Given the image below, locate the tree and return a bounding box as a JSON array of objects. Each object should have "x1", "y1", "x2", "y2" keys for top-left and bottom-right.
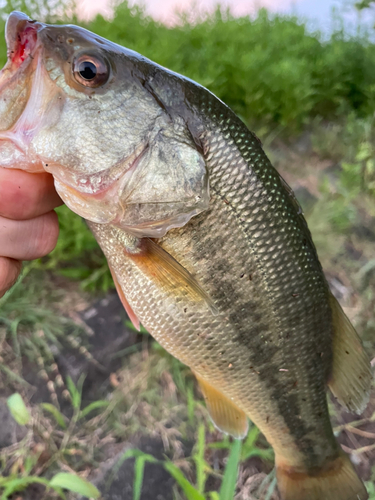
[
  {"x1": 356, "y1": 0, "x2": 375, "y2": 9},
  {"x1": 0, "y1": 0, "x2": 76, "y2": 22}
]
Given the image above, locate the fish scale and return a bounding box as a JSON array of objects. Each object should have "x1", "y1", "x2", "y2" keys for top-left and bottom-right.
[
  {"x1": 0, "y1": 13, "x2": 370, "y2": 499},
  {"x1": 198, "y1": 117, "x2": 335, "y2": 464},
  {"x1": 87, "y1": 90, "x2": 340, "y2": 468},
  {"x1": 89, "y1": 168, "x2": 337, "y2": 469}
]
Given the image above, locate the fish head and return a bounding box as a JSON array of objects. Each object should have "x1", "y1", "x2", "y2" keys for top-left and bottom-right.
[{"x1": 0, "y1": 12, "x2": 209, "y2": 237}]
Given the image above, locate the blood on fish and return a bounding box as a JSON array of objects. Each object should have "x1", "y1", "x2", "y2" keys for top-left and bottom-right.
[{"x1": 11, "y1": 26, "x2": 37, "y2": 66}]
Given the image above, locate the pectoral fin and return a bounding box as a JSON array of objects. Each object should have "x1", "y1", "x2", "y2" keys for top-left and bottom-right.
[
  {"x1": 128, "y1": 238, "x2": 218, "y2": 315},
  {"x1": 194, "y1": 372, "x2": 248, "y2": 439},
  {"x1": 109, "y1": 264, "x2": 141, "y2": 332},
  {"x1": 327, "y1": 292, "x2": 372, "y2": 414}
]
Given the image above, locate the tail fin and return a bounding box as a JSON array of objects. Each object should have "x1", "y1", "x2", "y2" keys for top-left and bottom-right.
[{"x1": 276, "y1": 452, "x2": 368, "y2": 500}]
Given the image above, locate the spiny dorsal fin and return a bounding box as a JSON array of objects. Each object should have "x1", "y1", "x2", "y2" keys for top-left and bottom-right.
[
  {"x1": 327, "y1": 292, "x2": 372, "y2": 414},
  {"x1": 194, "y1": 372, "x2": 248, "y2": 439},
  {"x1": 129, "y1": 238, "x2": 218, "y2": 315}
]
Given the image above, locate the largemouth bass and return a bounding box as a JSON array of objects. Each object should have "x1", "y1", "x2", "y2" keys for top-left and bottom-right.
[{"x1": 0, "y1": 12, "x2": 372, "y2": 500}]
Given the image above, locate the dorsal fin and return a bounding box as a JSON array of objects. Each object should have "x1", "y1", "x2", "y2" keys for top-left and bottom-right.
[
  {"x1": 327, "y1": 292, "x2": 372, "y2": 414},
  {"x1": 194, "y1": 372, "x2": 248, "y2": 439}
]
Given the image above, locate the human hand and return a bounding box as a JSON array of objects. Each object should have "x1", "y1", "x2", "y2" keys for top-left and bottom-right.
[{"x1": 0, "y1": 168, "x2": 62, "y2": 298}]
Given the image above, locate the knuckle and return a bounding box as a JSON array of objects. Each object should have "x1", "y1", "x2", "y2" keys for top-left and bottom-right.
[
  {"x1": 0, "y1": 258, "x2": 21, "y2": 297},
  {"x1": 0, "y1": 170, "x2": 56, "y2": 220}
]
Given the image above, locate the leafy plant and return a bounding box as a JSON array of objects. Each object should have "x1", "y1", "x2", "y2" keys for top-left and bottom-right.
[
  {"x1": 341, "y1": 120, "x2": 375, "y2": 195},
  {"x1": 0, "y1": 471, "x2": 100, "y2": 499},
  {"x1": 7, "y1": 393, "x2": 30, "y2": 425},
  {"x1": 366, "y1": 480, "x2": 375, "y2": 500},
  {"x1": 0, "y1": 0, "x2": 76, "y2": 22},
  {"x1": 1, "y1": 393, "x2": 101, "y2": 499},
  {"x1": 111, "y1": 433, "x2": 243, "y2": 500}
]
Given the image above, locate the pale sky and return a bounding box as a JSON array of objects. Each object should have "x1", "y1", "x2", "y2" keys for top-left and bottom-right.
[{"x1": 78, "y1": 0, "x2": 361, "y2": 31}]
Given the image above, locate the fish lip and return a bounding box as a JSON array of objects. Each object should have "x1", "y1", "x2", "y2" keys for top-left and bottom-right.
[
  {"x1": 0, "y1": 45, "x2": 52, "y2": 173},
  {"x1": 0, "y1": 43, "x2": 44, "y2": 173},
  {"x1": 45, "y1": 142, "x2": 149, "y2": 199},
  {"x1": 5, "y1": 12, "x2": 44, "y2": 67},
  {"x1": 0, "y1": 12, "x2": 49, "y2": 172}
]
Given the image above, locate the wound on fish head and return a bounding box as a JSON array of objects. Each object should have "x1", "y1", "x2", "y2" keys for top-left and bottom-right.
[{"x1": 5, "y1": 13, "x2": 40, "y2": 67}]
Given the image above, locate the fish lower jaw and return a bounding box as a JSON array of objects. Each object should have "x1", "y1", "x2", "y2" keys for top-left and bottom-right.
[
  {"x1": 0, "y1": 137, "x2": 44, "y2": 172},
  {"x1": 44, "y1": 157, "x2": 138, "y2": 226},
  {"x1": 45, "y1": 141, "x2": 148, "y2": 197}
]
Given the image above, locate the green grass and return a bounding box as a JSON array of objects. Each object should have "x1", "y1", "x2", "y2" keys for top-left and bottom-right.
[
  {"x1": 0, "y1": 269, "x2": 89, "y2": 388},
  {"x1": 0, "y1": 339, "x2": 276, "y2": 499},
  {"x1": 84, "y1": 2, "x2": 375, "y2": 130},
  {"x1": 0, "y1": 465, "x2": 100, "y2": 499},
  {"x1": 0, "y1": 391, "x2": 101, "y2": 499},
  {"x1": 108, "y1": 426, "x2": 262, "y2": 500}
]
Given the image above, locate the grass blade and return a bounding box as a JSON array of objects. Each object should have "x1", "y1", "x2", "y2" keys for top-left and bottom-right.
[
  {"x1": 50, "y1": 473, "x2": 100, "y2": 499},
  {"x1": 194, "y1": 424, "x2": 207, "y2": 494},
  {"x1": 133, "y1": 456, "x2": 146, "y2": 500},
  {"x1": 163, "y1": 461, "x2": 205, "y2": 500},
  {"x1": 105, "y1": 449, "x2": 157, "y2": 493},
  {"x1": 0, "y1": 476, "x2": 61, "y2": 500},
  {"x1": 66, "y1": 376, "x2": 81, "y2": 410},
  {"x1": 7, "y1": 393, "x2": 30, "y2": 425},
  {"x1": 41, "y1": 403, "x2": 67, "y2": 429},
  {"x1": 264, "y1": 476, "x2": 277, "y2": 500},
  {"x1": 219, "y1": 439, "x2": 242, "y2": 500},
  {"x1": 79, "y1": 400, "x2": 109, "y2": 420}
]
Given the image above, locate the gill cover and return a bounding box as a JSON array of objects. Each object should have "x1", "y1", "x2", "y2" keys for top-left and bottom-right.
[
  {"x1": 115, "y1": 115, "x2": 209, "y2": 238},
  {"x1": 52, "y1": 113, "x2": 209, "y2": 238}
]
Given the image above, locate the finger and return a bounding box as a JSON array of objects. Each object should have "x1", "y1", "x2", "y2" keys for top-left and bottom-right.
[
  {"x1": 0, "y1": 257, "x2": 22, "y2": 298},
  {"x1": 0, "y1": 211, "x2": 59, "y2": 261},
  {"x1": 0, "y1": 168, "x2": 63, "y2": 220}
]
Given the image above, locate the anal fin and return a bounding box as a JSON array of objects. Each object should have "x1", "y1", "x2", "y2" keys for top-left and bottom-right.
[
  {"x1": 328, "y1": 292, "x2": 372, "y2": 414},
  {"x1": 194, "y1": 372, "x2": 248, "y2": 439},
  {"x1": 109, "y1": 264, "x2": 140, "y2": 332}
]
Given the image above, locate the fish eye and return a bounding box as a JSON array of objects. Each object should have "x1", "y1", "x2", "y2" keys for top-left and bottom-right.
[{"x1": 73, "y1": 53, "x2": 110, "y2": 88}]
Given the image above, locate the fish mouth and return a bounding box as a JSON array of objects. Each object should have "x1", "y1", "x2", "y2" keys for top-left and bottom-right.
[
  {"x1": 5, "y1": 12, "x2": 43, "y2": 69},
  {"x1": 0, "y1": 12, "x2": 50, "y2": 172}
]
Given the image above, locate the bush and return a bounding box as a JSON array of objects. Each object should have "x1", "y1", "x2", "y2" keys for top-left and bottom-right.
[{"x1": 1, "y1": 1, "x2": 375, "y2": 128}]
